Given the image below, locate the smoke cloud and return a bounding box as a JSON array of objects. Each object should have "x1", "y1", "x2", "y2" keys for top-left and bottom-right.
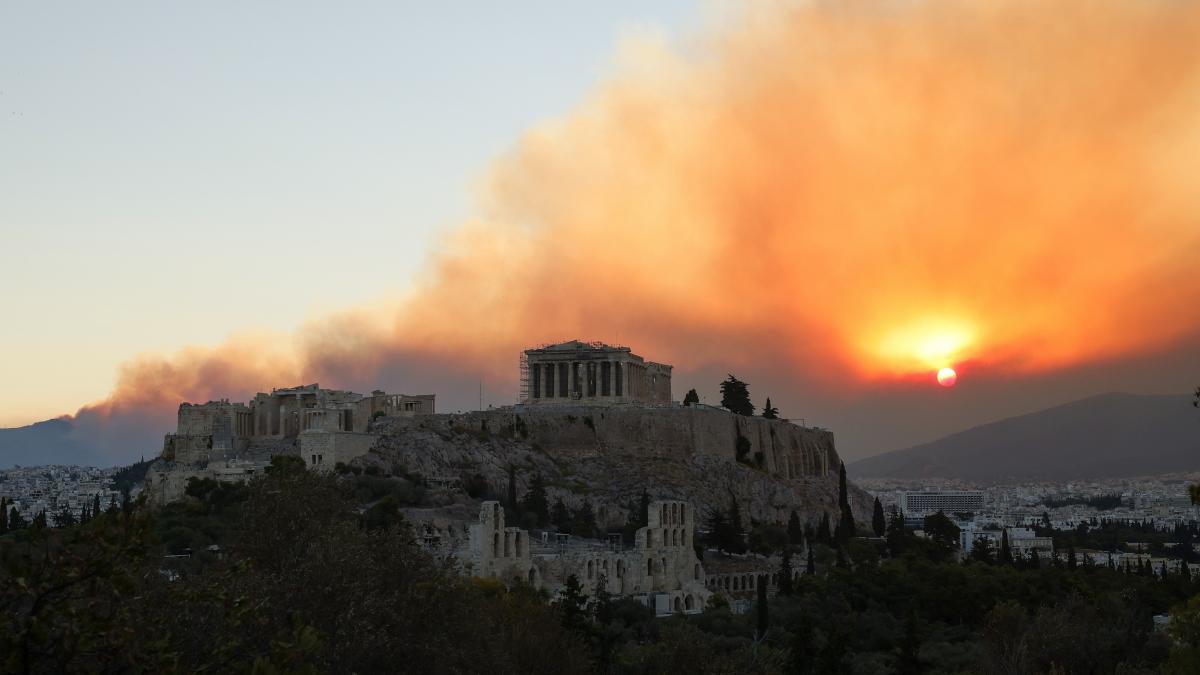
[{"x1": 73, "y1": 0, "x2": 1200, "y2": 460}]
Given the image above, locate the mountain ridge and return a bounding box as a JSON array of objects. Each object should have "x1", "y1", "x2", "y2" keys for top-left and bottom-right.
[{"x1": 849, "y1": 392, "x2": 1200, "y2": 482}]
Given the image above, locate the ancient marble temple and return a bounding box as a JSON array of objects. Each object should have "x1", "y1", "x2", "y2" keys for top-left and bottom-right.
[{"x1": 521, "y1": 340, "x2": 672, "y2": 406}]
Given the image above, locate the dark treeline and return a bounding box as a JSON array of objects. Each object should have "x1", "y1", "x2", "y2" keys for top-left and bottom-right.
[{"x1": 4, "y1": 462, "x2": 1200, "y2": 674}]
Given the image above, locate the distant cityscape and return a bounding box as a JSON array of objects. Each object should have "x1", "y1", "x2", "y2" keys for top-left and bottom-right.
[{"x1": 0, "y1": 464, "x2": 133, "y2": 523}]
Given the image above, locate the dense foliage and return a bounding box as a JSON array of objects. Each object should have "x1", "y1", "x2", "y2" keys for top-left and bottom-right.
[{"x1": 4, "y1": 461, "x2": 1200, "y2": 674}]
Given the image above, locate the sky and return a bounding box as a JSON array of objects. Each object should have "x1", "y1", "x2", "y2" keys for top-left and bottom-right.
[
  {"x1": 0, "y1": 0, "x2": 699, "y2": 423},
  {"x1": 2, "y1": 0, "x2": 1199, "y2": 465}
]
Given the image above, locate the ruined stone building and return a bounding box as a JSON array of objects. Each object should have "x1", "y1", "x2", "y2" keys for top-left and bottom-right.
[
  {"x1": 520, "y1": 340, "x2": 672, "y2": 406},
  {"x1": 146, "y1": 384, "x2": 434, "y2": 504},
  {"x1": 464, "y1": 499, "x2": 710, "y2": 615}
]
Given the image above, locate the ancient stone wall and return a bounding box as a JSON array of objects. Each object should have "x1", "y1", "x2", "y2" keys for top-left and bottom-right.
[
  {"x1": 464, "y1": 499, "x2": 709, "y2": 613},
  {"x1": 395, "y1": 405, "x2": 837, "y2": 482}
]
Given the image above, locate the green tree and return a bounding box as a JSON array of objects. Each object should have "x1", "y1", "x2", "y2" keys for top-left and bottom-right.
[
  {"x1": 778, "y1": 549, "x2": 794, "y2": 596},
  {"x1": 552, "y1": 498, "x2": 572, "y2": 533},
  {"x1": 755, "y1": 575, "x2": 769, "y2": 642},
  {"x1": 506, "y1": 465, "x2": 518, "y2": 510},
  {"x1": 556, "y1": 574, "x2": 590, "y2": 634},
  {"x1": 788, "y1": 509, "x2": 804, "y2": 547},
  {"x1": 817, "y1": 512, "x2": 832, "y2": 545},
  {"x1": 872, "y1": 497, "x2": 886, "y2": 537},
  {"x1": 683, "y1": 389, "x2": 700, "y2": 406},
  {"x1": 0, "y1": 497, "x2": 7, "y2": 533},
  {"x1": 761, "y1": 398, "x2": 779, "y2": 419},
  {"x1": 806, "y1": 545, "x2": 816, "y2": 575},
  {"x1": 999, "y1": 529, "x2": 1013, "y2": 565},
  {"x1": 573, "y1": 501, "x2": 598, "y2": 539},
  {"x1": 719, "y1": 375, "x2": 754, "y2": 416},
  {"x1": 521, "y1": 474, "x2": 550, "y2": 527},
  {"x1": 8, "y1": 507, "x2": 27, "y2": 531},
  {"x1": 834, "y1": 462, "x2": 855, "y2": 543},
  {"x1": 896, "y1": 611, "x2": 924, "y2": 675}
]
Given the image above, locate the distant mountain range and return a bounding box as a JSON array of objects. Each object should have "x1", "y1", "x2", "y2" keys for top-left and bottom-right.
[
  {"x1": 0, "y1": 418, "x2": 105, "y2": 467},
  {"x1": 850, "y1": 392, "x2": 1200, "y2": 482}
]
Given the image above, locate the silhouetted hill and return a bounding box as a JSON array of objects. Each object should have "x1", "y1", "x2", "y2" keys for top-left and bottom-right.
[
  {"x1": 0, "y1": 418, "x2": 104, "y2": 467},
  {"x1": 849, "y1": 393, "x2": 1200, "y2": 482}
]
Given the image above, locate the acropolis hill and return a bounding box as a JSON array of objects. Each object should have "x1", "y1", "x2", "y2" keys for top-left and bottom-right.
[{"x1": 144, "y1": 341, "x2": 873, "y2": 527}]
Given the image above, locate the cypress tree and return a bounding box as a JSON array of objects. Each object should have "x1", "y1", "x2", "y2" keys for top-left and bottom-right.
[
  {"x1": 807, "y1": 545, "x2": 816, "y2": 575},
  {"x1": 761, "y1": 398, "x2": 779, "y2": 419},
  {"x1": 683, "y1": 389, "x2": 700, "y2": 406},
  {"x1": 92, "y1": 495, "x2": 101, "y2": 518},
  {"x1": 506, "y1": 465, "x2": 518, "y2": 510},
  {"x1": 835, "y1": 545, "x2": 849, "y2": 569},
  {"x1": 872, "y1": 498, "x2": 886, "y2": 537},
  {"x1": 778, "y1": 549, "x2": 794, "y2": 596},
  {"x1": 520, "y1": 474, "x2": 550, "y2": 526},
  {"x1": 756, "y1": 576, "x2": 769, "y2": 641},
  {"x1": 8, "y1": 507, "x2": 27, "y2": 530},
  {"x1": 0, "y1": 497, "x2": 7, "y2": 533},
  {"x1": 727, "y1": 497, "x2": 747, "y2": 554},
  {"x1": 1067, "y1": 546, "x2": 1077, "y2": 571},
  {"x1": 835, "y1": 462, "x2": 855, "y2": 543},
  {"x1": 817, "y1": 512, "x2": 832, "y2": 545},
  {"x1": 788, "y1": 509, "x2": 804, "y2": 547},
  {"x1": 999, "y1": 529, "x2": 1013, "y2": 565},
  {"x1": 1029, "y1": 548, "x2": 1041, "y2": 569},
  {"x1": 551, "y1": 498, "x2": 571, "y2": 532}
]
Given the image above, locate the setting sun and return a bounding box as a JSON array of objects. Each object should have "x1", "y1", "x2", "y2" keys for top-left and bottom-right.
[{"x1": 937, "y1": 367, "x2": 958, "y2": 387}]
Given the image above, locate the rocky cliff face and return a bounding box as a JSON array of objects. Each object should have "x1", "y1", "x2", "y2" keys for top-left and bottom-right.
[{"x1": 363, "y1": 406, "x2": 874, "y2": 529}]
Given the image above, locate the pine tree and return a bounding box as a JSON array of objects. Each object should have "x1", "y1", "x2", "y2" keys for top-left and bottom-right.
[
  {"x1": 1029, "y1": 548, "x2": 1041, "y2": 569},
  {"x1": 555, "y1": 574, "x2": 590, "y2": 633},
  {"x1": 726, "y1": 497, "x2": 747, "y2": 554},
  {"x1": 872, "y1": 498, "x2": 886, "y2": 537},
  {"x1": 755, "y1": 576, "x2": 769, "y2": 642},
  {"x1": 761, "y1": 398, "x2": 779, "y2": 419},
  {"x1": 32, "y1": 510, "x2": 47, "y2": 530},
  {"x1": 719, "y1": 375, "x2": 754, "y2": 416},
  {"x1": 1067, "y1": 546, "x2": 1078, "y2": 571},
  {"x1": 806, "y1": 545, "x2": 816, "y2": 575},
  {"x1": 778, "y1": 549, "x2": 794, "y2": 596},
  {"x1": 683, "y1": 389, "x2": 700, "y2": 406}
]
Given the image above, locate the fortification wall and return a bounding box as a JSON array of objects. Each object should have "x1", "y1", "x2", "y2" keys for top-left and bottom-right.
[{"x1": 394, "y1": 405, "x2": 838, "y2": 482}]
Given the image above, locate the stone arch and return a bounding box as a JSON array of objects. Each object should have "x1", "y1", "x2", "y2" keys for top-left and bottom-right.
[
  {"x1": 492, "y1": 503, "x2": 500, "y2": 526},
  {"x1": 617, "y1": 560, "x2": 625, "y2": 578},
  {"x1": 647, "y1": 529, "x2": 654, "y2": 547},
  {"x1": 671, "y1": 503, "x2": 678, "y2": 524},
  {"x1": 733, "y1": 577, "x2": 740, "y2": 591},
  {"x1": 673, "y1": 596, "x2": 683, "y2": 613},
  {"x1": 647, "y1": 558, "x2": 653, "y2": 575},
  {"x1": 587, "y1": 560, "x2": 594, "y2": 579},
  {"x1": 685, "y1": 595, "x2": 694, "y2": 611},
  {"x1": 493, "y1": 532, "x2": 500, "y2": 557},
  {"x1": 528, "y1": 567, "x2": 538, "y2": 584}
]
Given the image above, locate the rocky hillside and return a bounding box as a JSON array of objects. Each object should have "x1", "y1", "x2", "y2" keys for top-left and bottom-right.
[{"x1": 360, "y1": 406, "x2": 874, "y2": 528}]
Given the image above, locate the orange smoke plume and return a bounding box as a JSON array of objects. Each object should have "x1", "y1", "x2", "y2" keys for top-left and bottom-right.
[{"x1": 84, "y1": 0, "x2": 1200, "y2": 426}]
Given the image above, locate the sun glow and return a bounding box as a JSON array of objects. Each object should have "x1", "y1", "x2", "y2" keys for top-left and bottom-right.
[
  {"x1": 937, "y1": 367, "x2": 958, "y2": 387},
  {"x1": 869, "y1": 319, "x2": 976, "y2": 377}
]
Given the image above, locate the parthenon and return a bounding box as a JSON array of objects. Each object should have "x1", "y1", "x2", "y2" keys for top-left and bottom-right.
[{"x1": 521, "y1": 340, "x2": 672, "y2": 406}]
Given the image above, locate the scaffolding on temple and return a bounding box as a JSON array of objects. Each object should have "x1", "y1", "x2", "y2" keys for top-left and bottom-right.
[{"x1": 518, "y1": 351, "x2": 529, "y2": 404}]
